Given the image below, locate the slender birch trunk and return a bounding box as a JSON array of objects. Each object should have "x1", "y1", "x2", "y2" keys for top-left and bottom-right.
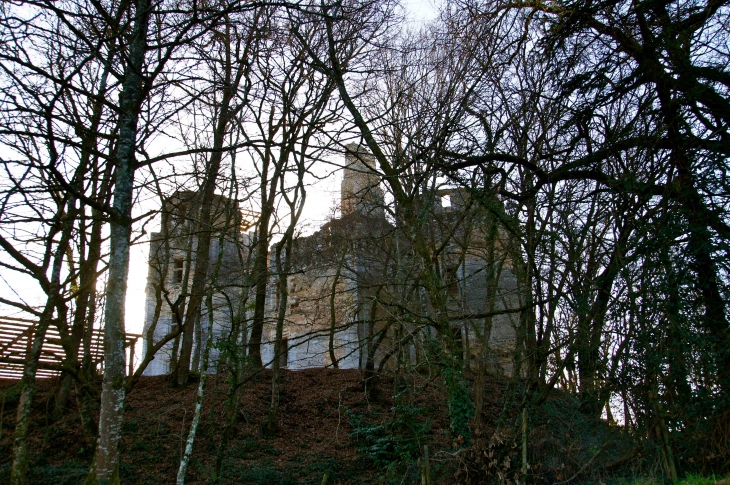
[
  {"x1": 176, "y1": 293, "x2": 216, "y2": 485},
  {"x1": 88, "y1": 1, "x2": 150, "y2": 482},
  {"x1": 177, "y1": 195, "x2": 233, "y2": 485}
]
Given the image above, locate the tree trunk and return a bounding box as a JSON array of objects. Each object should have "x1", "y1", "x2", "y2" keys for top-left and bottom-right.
[
  {"x1": 11, "y1": 194, "x2": 75, "y2": 485},
  {"x1": 264, "y1": 145, "x2": 306, "y2": 434},
  {"x1": 176, "y1": 293, "x2": 216, "y2": 485},
  {"x1": 89, "y1": 0, "x2": 150, "y2": 481},
  {"x1": 57, "y1": 199, "x2": 107, "y2": 412},
  {"x1": 191, "y1": 311, "x2": 203, "y2": 373},
  {"x1": 212, "y1": 315, "x2": 247, "y2": 483},
  {"x1": 55, "y1": 32, "x2": 114, "y2": 415},
  {"x1": 248, "y1": 209, "x2": 272, "y2": 369},
  {"x1": 329, "y1": 248, "x2": 347, "y2": 368},
  {"x1": 177, "y1": 190, "x2": 236, "y2": 484},
  {"x1": 78, "y1": 256, "x2": 101, "y2": 443},
  {"x1": 175, "y1": 138, "x2": 229, "y2": 384},
  {"x1": 264, "y1": 239, "x2": 290, "y2": 436},
  {"x1": 10, "y1": 308, "x2": 57, "y2": 485}
]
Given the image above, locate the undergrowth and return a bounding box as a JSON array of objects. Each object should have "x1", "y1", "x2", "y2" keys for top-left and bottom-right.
[{"x1": 347, "y1": 399, "x2": 430, "y2": 482}]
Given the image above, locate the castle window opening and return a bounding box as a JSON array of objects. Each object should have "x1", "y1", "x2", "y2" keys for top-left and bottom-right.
[
  {"x1": 441, "y1": 194, "x2": 452, "y2": 208},
  {"x1": 173, "y1": 259, "x2": 184, "y2": 284},
  {"x1": 445, "y1": 265, "x2": 459, "y2": 296}
]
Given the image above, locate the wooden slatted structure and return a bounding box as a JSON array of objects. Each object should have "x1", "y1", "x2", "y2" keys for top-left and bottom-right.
[{"x1": 0, "y1": 316, "x2": 141, "y2": 380}]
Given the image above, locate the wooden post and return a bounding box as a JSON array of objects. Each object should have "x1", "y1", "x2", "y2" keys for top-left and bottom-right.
[
  {"x1": 128, "y1": 337, "x2": 138, "y2": 376},
  {"x1": 421, "y1": 445, "x2": 430, "y2": 485}
]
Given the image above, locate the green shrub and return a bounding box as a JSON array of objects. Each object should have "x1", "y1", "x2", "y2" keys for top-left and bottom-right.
[
  {"x1": 347, "y1": 402, "x2": 430, "y2": 469},
  {"x1": 443, "y1": 367, "x2": 473, "y2": 446}
]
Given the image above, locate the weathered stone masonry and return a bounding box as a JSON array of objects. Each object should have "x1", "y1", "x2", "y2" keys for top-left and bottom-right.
[{"x1": 143, "y1": 146, "x2": 520, "y2": 375}]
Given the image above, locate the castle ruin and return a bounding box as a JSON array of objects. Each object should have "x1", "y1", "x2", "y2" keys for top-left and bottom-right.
[{"x1": 143, "y1": 145, "x2": 520, "y2": 375}]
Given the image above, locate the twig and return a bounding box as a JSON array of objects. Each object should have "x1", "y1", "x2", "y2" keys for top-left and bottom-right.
[
  {"x1": 179, "y1": 408, "x2": 187, "y2": 462},
  {"x1": 336, "y1": 389, "x2": 343, "y2": 442}
]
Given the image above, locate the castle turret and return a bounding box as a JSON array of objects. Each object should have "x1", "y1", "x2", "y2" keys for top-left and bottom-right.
[{"x1": 340, "y1": 143, "x2": 385, "y2": 219}]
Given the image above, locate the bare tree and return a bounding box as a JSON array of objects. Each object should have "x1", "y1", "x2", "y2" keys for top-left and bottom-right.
[{"x1": 171, "y1": 8, "x2": 258, "y2": 386}]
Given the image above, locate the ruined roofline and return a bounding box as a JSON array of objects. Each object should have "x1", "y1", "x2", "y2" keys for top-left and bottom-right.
[{"x1": 159, "y1": 189, "x2": 258, "y2": 232}]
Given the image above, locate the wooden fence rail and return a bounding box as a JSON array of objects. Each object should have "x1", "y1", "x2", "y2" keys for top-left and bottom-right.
[{"x1": 0, "y1": 316, "x2": 140, "y2": 380}]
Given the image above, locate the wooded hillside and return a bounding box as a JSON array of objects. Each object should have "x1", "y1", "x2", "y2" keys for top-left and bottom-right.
[{"x1": 1, "y1": 0, "x2": 729, "y2": 483}]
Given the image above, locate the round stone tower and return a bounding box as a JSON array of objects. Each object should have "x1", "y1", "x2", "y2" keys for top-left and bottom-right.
[{"x1": 340, "y1": 143, "x2": 385, "y2": 219}]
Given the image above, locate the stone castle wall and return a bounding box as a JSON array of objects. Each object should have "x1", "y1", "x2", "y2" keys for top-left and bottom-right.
[{"x1": 143, "y1": 148, "x2": 520, "y2": 376}]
